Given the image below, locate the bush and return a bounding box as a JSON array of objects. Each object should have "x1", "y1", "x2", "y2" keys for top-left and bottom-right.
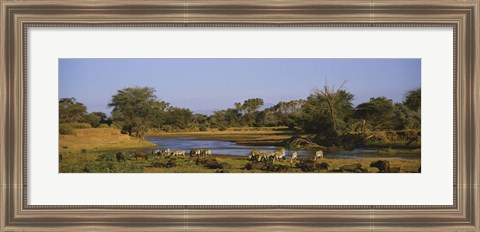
[
  {"x1": 59, "y1": 124, "x2": 76, "y2": 135},
  {"x1": 67, "y1": 122, "x2": 92, "y2": 129},
  {"x1": 99, "y1": 123, "x2": 110, "y2": 128},
  {"x1": 199, "y1": 125, "x2": 208, "y2": 131},
  {"x1": 219, "y1": 126, "x2": 227, "y2": 131},
  {"x1": 97, "y1": 153, "x2": 114, "y2": 162}
]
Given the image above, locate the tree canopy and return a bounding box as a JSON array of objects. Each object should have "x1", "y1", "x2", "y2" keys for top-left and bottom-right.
[{"x1": 108, "y1": 87, "x2": 160, "y2": 138}]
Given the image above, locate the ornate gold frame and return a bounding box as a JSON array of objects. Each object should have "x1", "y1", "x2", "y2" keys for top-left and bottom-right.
[{"x1": 1, "y1": 0, "x2": 478, "y2": 231}]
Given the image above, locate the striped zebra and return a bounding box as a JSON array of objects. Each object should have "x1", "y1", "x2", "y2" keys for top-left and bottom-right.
[
  {"x1": 290, "y1": 151, "x2": 298, "y2": 163},
  {"x1": 314, "y1": 150, "x2": 324, "y2": 160},
  {"x1": 272, "y1": 148, "x2": 286, "y2": 162},
  {"x1": 172, "y1": 150, "x2": 186, "y2": 157}
]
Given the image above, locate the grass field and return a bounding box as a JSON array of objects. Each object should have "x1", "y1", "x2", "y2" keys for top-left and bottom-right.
[
  {"x1": 59, "y1": 151, "x2": 420, "y2": 173},
  {"x1": 60, "y1": 128, "x2": 156, "y2": 154},
  {"x1": 59, "y1": 127, "x2": 420, "y2": 173}
]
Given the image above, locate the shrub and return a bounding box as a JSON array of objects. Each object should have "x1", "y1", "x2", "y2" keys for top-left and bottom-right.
[
  {"x1": 199, "y1": 125, "x2": 208, "y2": 131},
  {"x1": 219, "y1": 126, "x2": 227, "y2": 131},
  {"x1": 80, "y1": 148, "x2": 87, "y2": 154},
  {"x1": 97, "y1": 153, "x2": 114, "y2": 162},
  {"x1": 99, "y1": 123, "x2": 110, "y2": 128},
  {"x1": 59, "y1": 124, "x2": 76, "y2": 135},
  {"x1": 83, "y1": 164, "x2": 93, "y2": 173},
  {"x1": 68, "y1": 122, "x2": 92, "y2": 129}
]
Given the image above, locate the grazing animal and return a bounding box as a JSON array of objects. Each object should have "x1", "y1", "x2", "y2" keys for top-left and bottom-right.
[
  {"x1": 156, "y1": 148, "x2": 171, "y2": 157},
  {"x1": 370, "y1": 160, "x2": 390, "y2": 173},
  {"x1": 190, "y1": 149, "x2": 202, "y2": 157},
  {"x1": 152, "y1": 149, "x2": 161, "y2": 156},
  {"x1": 290, "y1": 151, "x2": 298, "y2": 163},
  {"x1": 115, "y1": 152, "x2": 126, "y2": 162},
  {"x1": 245, "y1": 161, "x2": 267, "y2": 170},
  {"x1": 134, "y1": 151, "x2": 149, "y2": 160},
  {"x1": 273, "y1": 148, "x2": 286, "y2": 162},
  {"x1": 259, "y1": 152, "x2": 276, "y2": 162},
  {"x1": 248, "y1": 150, "x2": 262, "y2": 161},
  {"x1": 316, "y1": 162, "x2": 329, "y2": 170},
  {"x1": 340, "y1": 163, "x2": 367, "y2": 173},
  {"x1": 152, "y1": 162, "x2": 165, "y2": 168},
  {"x1": 172, "y1": 150, "x2": 186, "y2": 157},
  {"x1": 314, "y1": 150, "x2": 324, "y2": 160},
  {"x1": 201, "y1": 149, "x2": 212, "y2": 156}
]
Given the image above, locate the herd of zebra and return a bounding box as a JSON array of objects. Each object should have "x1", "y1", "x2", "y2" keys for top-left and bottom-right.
[
  {"x1": 115, "y1": 147, "x2": 324, "y2": 163},
  {"x1": 247, "y1": 148, "x2": 324, "y2": 163},
  {"x1": 151, "y1": 148, "x2": 212, "y2": 158}
]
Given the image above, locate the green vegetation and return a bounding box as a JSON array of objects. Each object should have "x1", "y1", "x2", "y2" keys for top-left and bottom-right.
[
  {"x1": 60, "y1": 84, "x2": 420, "y2": 149},
  {"x1": 59, "y1": 84, "x2": 421, "y2": 173},
  {"x1": 60, "y1": 128, "x2": 155, "y2": 154},
  {"x1": 60, "y1": 151, "x2": 420, "y2": 173}
]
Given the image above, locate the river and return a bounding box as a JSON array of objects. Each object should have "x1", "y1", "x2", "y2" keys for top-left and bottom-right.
[{"x1": 145, "y1": 136, "x2": 419, "y2": 159}]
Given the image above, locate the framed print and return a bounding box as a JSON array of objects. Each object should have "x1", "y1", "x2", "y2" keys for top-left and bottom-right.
[{"x1": 1, "y1": 0, "x2": 479, "y2": 231}]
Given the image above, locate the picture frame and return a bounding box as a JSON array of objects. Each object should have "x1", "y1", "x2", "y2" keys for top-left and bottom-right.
[{"x1": 1, "y1": 0, "x2": 478, "y2": 231}]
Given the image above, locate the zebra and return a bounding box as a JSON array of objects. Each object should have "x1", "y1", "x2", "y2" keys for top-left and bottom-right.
[
  {"x1": 272, "y1": 148, "x2": 286, "y2": 162},
  {"x1": 160, "y1": 148, "x2": 171, "y2": 156},
  {"x1": 172, "y1": 150, "x2": 186, "y2": 157},
  {"x1": 314, "y1": 150, "x2": 324, "y2": 160},
  {"x1": 200, "y1": 149, "x2": 212, "y2": 156},
  {"x1": 190, "y1": 149, "x2": 202, "y2": 157},
  {"x1": 258, "y1": 152, "x2": 276, "y2": 162},
  {"x1": 290, "y1": 151, "x2": 298, "y2": 163},
  {"x1": 152, "y1": 149, "x2": 161, "y2": 156},
  {"x1": 248, "y1": 150, "x2": 262, "y2": 161}
]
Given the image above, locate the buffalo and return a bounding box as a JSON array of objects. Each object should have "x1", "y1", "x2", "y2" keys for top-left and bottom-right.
[
  {"x1": 340, "y1": 163, "x2": 368, "y2": 173},
  {"x1": 116, "y1": 152, "x2": 126, "y2": 162},
  {"x1": 370, "y1": 160, "x2": 390, "y2": 173},
  {"x1": 134, "y1": 151, "x2": 149, "y2": 160}
]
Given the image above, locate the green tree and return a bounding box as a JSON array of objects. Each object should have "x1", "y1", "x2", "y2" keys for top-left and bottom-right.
[
  {"x1": 301, "y1": 84, "x2": 354, "y2": 136},
  {"x1": 236, "y1": 98, "x2": 264, "y2": 126},
  {"x1": 59, "y1": 98, "x2": 87, "y2": 123},
  {"x1": 83, "y1": 112, "x2": 109, "y2": 127},
  {"x1": 404, "y1": 88, "x2": 421, "y2": 111},
  {"x1": 392, "y1": 103, "x2": 421, "y2": 130},
  {"x1": 164, "y1": 107, "x2": 193, "y2": 130},
  {"x1": 355, "y1": 97, "x2": 394, "y2": 130},
  {"x1": 108, "y1": 87, "x2": 159, "y2": 138}
]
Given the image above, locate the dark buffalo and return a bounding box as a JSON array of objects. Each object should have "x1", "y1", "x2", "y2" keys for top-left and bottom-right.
[
  {"x1": 115, "y1": 152, "x2": 126, "y2": 162},
  {"x1": 245, "y1": 161, "x2": 267, "y2": 170},
  {"x1": 134, "y1": 151, "x2": 149, "y2": 160},
  {"x1": 370, "y1": 160, "x2": 390, "y2": 173},
  {"x1": 340, "y1": 163, "x2": 368, "y2": 173},
  {"x1": 316, "y1": 162, "x2": 329, "y2": 170},
  {"x1": 152, "y1": 162, "x2": 166, "y2": 168}
]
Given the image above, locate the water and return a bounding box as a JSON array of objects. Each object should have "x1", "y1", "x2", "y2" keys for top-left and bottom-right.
[{"x1": 144, "y1": 136, "x2": 418, "y2": 159}]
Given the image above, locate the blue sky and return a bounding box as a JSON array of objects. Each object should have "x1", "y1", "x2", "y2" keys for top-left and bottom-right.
[{"x1": 59, "y1": 58, "x2": 421, "y2": 115}]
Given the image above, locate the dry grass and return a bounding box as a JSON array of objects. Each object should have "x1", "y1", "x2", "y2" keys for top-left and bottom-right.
[
  {"x1": 59, "y1": 128, "x2": 156, "y2": 153},
  {"x1": 60, "y1": 151, "x2": 420, "y2": 173}
]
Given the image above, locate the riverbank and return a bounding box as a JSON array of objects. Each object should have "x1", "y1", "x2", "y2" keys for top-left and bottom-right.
[
  {"x1": 146, "y1": 127, "x2": 293, "y2": 146},
  {"x1": 60, "y1": 128, "x2": 156, "y2": 154}
]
